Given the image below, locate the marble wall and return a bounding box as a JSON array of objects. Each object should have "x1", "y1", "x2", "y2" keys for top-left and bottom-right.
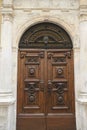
[
  {"x1": 13, "y1": 0, "x2": 79, "y2": 9},
  {"x1": 0, "y1": 0, "x2": 87, "y2": 130},
  {"x1": 0, "y1": 0, "x2": 2, "y2": 46}
]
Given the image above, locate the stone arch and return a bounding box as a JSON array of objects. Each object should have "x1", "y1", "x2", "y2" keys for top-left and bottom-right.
[
  {"x1": 19, "y1": 22, "x2": 73, "y2": 49},
  {"x1": 15, "y1": 16, "x2": 75, "y2": 49}
]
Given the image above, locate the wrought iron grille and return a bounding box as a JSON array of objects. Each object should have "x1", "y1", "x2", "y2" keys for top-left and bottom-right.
[{"x1": 19, "y1": 22, "x2": 73, "y2": 49}]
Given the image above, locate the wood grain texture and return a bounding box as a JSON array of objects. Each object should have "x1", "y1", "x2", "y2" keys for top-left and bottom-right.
[{"x1": 17, "y1": 49, "x2": 76, "y2": 130}]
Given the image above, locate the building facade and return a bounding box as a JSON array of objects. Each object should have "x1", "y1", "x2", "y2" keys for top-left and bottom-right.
[{"x1": 0, "y1": 0, "x2": 87, "y2": 130}]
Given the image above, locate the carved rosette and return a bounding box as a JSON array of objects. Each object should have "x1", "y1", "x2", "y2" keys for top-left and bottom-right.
[
  {"x1": 57, "y1": 68, "x2": 64, "y2": 78},
  {"x1": 1, "y1": 5, "x2": 14, "y2": 23},
  {"x1": 27, "y1": 83, "x2": 37, "y2": 103},
  {"x1": 48, "y1": 81, "x2": 66, "y2": 105},
  {"x1": 57, "y1": 95, "x2": 64, "y2": 104},
  {"x1": 57, "y1": 68, "x2": 63, "y2": 75},
  {"x1": 29, "y1": 68, "x2": 35, "y2": 75},
  {"x1": 54, "y1": 83, "x2": 66, "y2": 105}
]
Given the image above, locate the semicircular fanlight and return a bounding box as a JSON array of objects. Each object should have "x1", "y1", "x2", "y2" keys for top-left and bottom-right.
[{"x1": 19, "y1": 22, "x2": 73, "y2": 49}]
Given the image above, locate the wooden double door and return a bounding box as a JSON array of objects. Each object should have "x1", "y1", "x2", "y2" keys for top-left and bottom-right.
[{"x1": 17, "y1": 49, "x2": 76, "y2": 130}]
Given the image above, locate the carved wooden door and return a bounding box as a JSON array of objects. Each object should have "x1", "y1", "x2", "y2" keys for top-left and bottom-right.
[
  {"x1": 46, "y1": 49, "x2": 76, "y2": 130},
  {"x1": 17, "y1": 22, "x2": 76, "y2": 130},
  {"x1": 17, "y1": 49, "x2": 76, "y2": 130},
  {"x1": 17, "y1": 49, "x2": 46, "y2": 130}
]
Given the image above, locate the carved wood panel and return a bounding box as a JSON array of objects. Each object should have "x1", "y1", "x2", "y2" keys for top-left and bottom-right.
[
  {"x1": 46, "y1": 50, "x2": 76, "y2": 130},
  {"x1": 17, "y1": 49, "x2": 76, "y2": 130},
  {"x1": 46, "y1": 50, "x2": 74, "y2": 114},
  {"x1": 17, "y1": 49, "x2": 45, "y2": 115}
]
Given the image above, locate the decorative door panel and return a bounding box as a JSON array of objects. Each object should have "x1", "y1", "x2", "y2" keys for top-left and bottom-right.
[
  {"x1": 46, "y1": 50, "x2": 74, "y2": 114},
  {"x1": 17, "y1": 49, "x2": 76, "y2": 130},
  {"x1": 46, "y1": 50, "x2": 75, "y2": 130},
  {"x1": 17, "y1": 49, "x2": 45, "y2": 115}
]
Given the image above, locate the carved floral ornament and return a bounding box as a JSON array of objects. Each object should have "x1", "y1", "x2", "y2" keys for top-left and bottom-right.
[
  {"x1": 1, "y1": 7, "x2": 14, "y2": 22},
  {"x1": 80, "y1": 14, "x2": 87, "y2": 22},
  {"x1": 2, "y1": 13, "x2": 13, "y2": 22},
  {"x1": 80, "y1": 4, "x2": 87, "y2": 21},
  {"x1": 19, "y1": 22, "x2": 73, "y2": 49}
]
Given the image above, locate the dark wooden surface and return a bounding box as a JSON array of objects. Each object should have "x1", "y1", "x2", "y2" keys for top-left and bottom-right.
[{"x1": 17, "y1": 49, "x2": 76, "y2": 130}]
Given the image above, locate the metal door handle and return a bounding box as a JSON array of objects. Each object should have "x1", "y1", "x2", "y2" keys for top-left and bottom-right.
[{"x1": 48, "y1": 80, "x2": 52, "y2": 92}]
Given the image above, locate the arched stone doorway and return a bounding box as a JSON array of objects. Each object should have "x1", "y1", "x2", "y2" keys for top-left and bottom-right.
[{"x1": 17, "y1": 22, "x2": 76, "y2": 130}]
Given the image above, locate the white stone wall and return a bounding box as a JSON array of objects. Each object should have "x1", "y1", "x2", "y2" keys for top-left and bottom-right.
[{"x1": 0, "y1": 0, "x2": 87, "y2": 130}]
